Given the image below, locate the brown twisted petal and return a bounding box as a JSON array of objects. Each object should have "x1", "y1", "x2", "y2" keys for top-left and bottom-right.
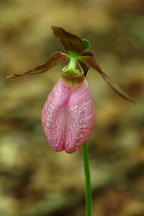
[
  {"x1": 79, "y1": 56, "x2": 135, "y2": 104},
  {"x1": 6, "y1": 52, "x2": 68, "y2": 78}
]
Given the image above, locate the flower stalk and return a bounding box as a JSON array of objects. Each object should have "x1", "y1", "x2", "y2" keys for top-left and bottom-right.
[{"x1": 82, "y1": 142, "x2": 92, "y2": 216}]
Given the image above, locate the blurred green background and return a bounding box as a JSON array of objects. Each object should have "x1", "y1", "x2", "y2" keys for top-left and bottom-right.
[{"x1": 0, "y1": 0, "x2": 144, "y2": 215}]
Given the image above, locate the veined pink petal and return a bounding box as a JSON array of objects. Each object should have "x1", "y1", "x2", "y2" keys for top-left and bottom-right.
[{"x1": 41, "y1": 79, "x2": 95, "y2": 153}]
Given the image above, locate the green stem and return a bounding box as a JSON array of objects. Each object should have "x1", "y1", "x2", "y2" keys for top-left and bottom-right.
[{"x1": 82, "y1": 142, "x2": 92, "y2": 216}]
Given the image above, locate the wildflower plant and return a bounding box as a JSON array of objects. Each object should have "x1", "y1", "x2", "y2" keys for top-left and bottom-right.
[{"x1": 7, "y1": 26, "x2": 135, "y2": 216}]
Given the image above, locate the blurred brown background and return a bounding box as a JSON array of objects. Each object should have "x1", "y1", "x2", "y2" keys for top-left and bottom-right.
[{"x1": 0, "y1": 0, "x2": 144, "y2": 215}]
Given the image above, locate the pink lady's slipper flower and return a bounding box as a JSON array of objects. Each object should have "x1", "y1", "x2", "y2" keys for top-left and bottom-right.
[
  {"x1": 6, "y1": 26, "x2": 135, "y2": 153},
  {"x1": 41, "y1": 78, "x2": 95, "y2": 153}
]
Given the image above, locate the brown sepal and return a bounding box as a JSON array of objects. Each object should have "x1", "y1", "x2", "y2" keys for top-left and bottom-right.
[
  {"x1": 51, "y1": 26, "x2": 85, "y2": 54},
  {"x1": 80, "y1": 56, "x2": 135, "y2": 104},
  {"x1": 6, "y1": 52, "x2": 68, "y2": 78}
]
